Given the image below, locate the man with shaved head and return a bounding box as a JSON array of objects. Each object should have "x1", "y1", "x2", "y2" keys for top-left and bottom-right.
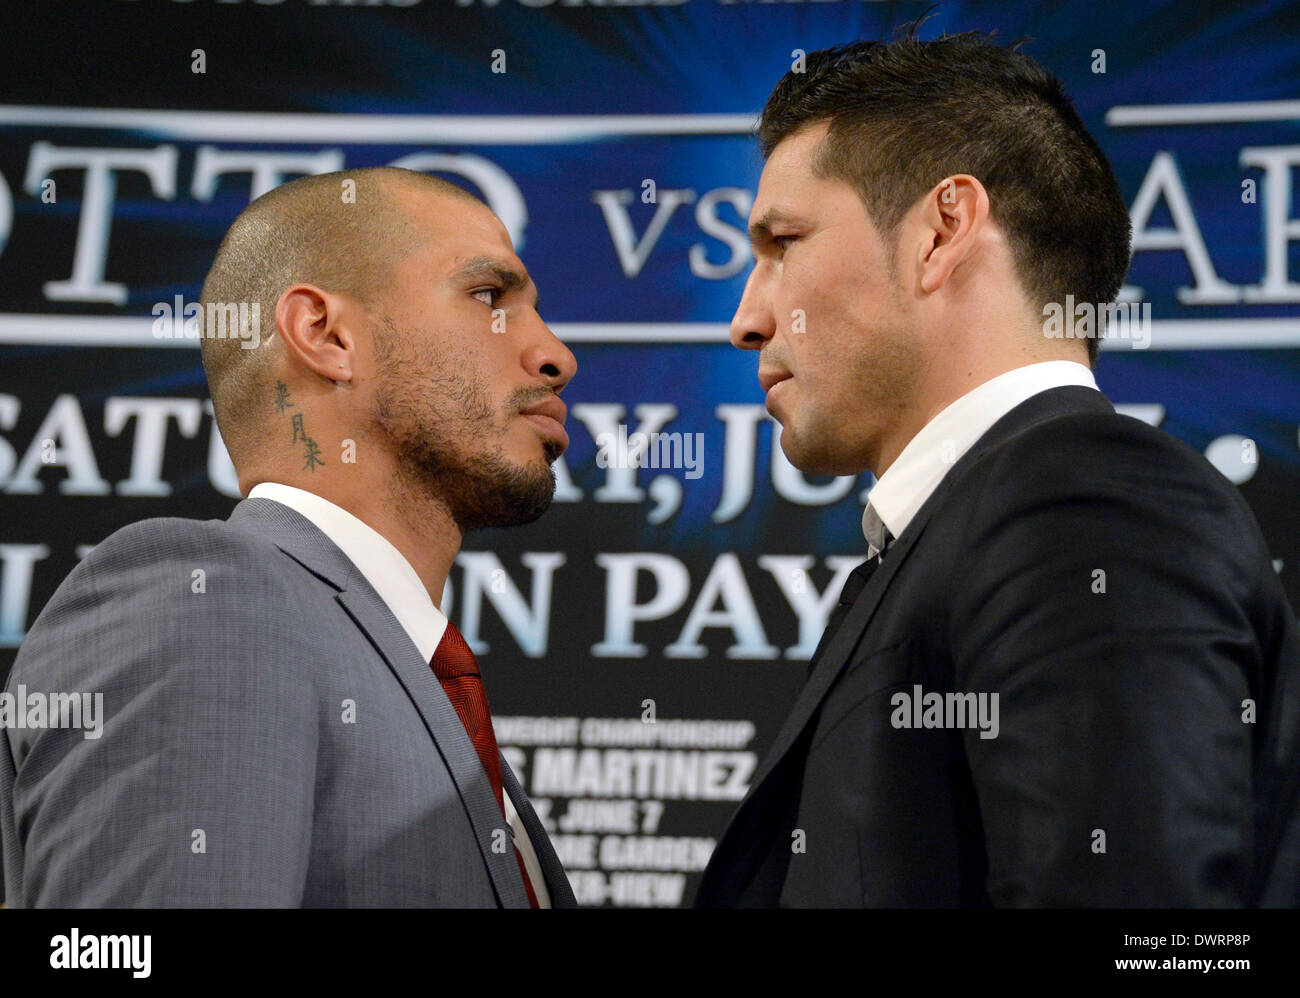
[{"x1": 1, "y1": 167, "x2": 578, "y2": 907}]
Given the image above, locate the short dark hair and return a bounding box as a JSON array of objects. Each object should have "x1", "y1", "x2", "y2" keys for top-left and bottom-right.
[{"x1": 757, "y1": 20, "x2": 1132, "y2": 365}]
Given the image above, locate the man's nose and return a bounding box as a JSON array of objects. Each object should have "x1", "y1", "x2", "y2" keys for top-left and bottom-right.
[
  {"x1": 525, "y1": 320, "x2": 578, "y2": 393},
  {"x1": 729, "y1": 266, "x2": 775, "y2": 351}
]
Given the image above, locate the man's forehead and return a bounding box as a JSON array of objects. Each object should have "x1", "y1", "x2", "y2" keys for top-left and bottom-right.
[
  {"x1": 398, "y1": 183, "x2": 502, "y2": 234},
  {"x1": 764, "y1": 120, "x2": 832, "y2": 176},
  {"x1": 751, "y1": 143, "x2": 871, "y2": 235},
  {"x1": 398, "y1": 196, "x2": 517, "y2": 264},
  {"x1": 751, "y1": 127, "x2": 837, "y2": 219}
]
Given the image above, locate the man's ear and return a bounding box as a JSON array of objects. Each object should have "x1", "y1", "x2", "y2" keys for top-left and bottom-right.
[
  {"x1": 915, "y1": 174, "x2": 990, "y2": 295},
  {"x1": 275, "y1": 284, "x2": 360, "y2": 384}
]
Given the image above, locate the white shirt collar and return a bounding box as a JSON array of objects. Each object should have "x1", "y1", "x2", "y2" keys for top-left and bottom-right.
[
  {"x1": 247, "y1": 482, "x2": 448, "y2": 662},
  {"x1": 864, "y1": 361, "x2": 1099, "y2": 546}
]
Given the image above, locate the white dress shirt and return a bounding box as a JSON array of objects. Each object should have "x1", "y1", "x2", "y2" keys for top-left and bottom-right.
[
  {"x1": 863, "y1": 361, "x2": 1100, "y2": 548},
  {"x1": 248, "y1": 481, "x2": 551, "y2": 907}
]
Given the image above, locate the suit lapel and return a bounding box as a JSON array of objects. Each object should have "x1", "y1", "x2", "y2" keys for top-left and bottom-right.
[
  {"x1": 746, "y1": 512, "x2": 933, "y2": 791},
  {"x1": 501, "y1": 754, "x2": 578, "y2": 907},
  {"x1": 335, "y1": 584, "x2": 530, "y2": 908},
  {"x1": 229, "y1": 498, "x2": 531, "y2": 909}
]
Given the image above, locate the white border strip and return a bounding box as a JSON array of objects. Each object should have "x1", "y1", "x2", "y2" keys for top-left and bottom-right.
[
  {"x1": 0, "y1": 315, "x2": 1295, "y2": 349},
  {"x1": 4, "y1": 102, "x2": 1294, "y2": 139},
  {"x1": 1120, "y1": 319, "x2": 1300, "y2": 349},
  {"x1": 0, "y1": 106, "x2": 759, "y2": 144},
  {"x1": 1106, "y1": 100, "x2": 1300, "y2": 126}
]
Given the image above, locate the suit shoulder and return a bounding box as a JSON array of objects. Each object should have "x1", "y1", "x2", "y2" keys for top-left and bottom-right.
[
  {"x1": 950, "y1": 404, "x2": 1272, "y2": 574},
  {"x1": 12, "y1": 513, "x2": 320, "y2": 691},
  {"x1": 79, "y1": 513, "x2": 278, "y2": 570},
  {"x1": 23, "y1": 514, "x2": 291, "y2": 628},
  {"x1": 967, "y1": 406, "x2": 1254, "y2": 517}
]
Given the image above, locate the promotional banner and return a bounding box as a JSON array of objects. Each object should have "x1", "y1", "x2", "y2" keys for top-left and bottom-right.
[{"x1": 1, "y1": 0, "x2": 1297, "y2": 906}]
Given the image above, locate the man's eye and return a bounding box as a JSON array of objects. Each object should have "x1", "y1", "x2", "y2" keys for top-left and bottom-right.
[
  {"x1": 471, "y1": 288, "x2": 499, "y2": 307},
  {"x1": 772, "y1": 235, "x2": 796, "y2": 252}
]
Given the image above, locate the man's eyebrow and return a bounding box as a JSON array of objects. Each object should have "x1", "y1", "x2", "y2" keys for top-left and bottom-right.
[
  {"x1": 450, "y1": 256, "x2": 539, "y2": 308},
  {"x1": 749, "y1": 208, "x2": 803, "y2": 247}
]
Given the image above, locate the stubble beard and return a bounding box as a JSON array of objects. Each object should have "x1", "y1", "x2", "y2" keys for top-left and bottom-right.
[
  {"x1": 371, "y1": 328, "x2": 558, "y2": 532},
  {"x1": 783, "y1": 314, "x2": 924, "y2": 477}
]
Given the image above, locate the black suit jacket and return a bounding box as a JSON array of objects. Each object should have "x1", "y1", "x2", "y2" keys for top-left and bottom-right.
[{"x1": 696, "y1": 386, "x2": 1300, "y2": 907}]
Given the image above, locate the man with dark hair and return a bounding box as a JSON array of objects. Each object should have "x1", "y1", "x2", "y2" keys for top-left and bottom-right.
[
  {"x1": 697, "y1": 28, "x2": 1299, "y2": 907},
  {"x1": 1, "y1": 167, "x2": 578, "y2": 907}
]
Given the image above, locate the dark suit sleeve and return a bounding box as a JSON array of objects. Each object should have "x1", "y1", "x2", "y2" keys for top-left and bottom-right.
[
  {"x1": 3, "y1": 519, "x2": 320, "y2": 906},
  {"x1": 950, "y1": 414, "x2": 1263, "y2": 906}
]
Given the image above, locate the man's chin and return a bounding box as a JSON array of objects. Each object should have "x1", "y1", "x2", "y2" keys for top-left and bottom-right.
[
  {"x1": 457, "y1": 462, "x2": 556, "y2": 532},
  {"x1": 779, "y1": 428, "x2": 862, "y2": 478}
]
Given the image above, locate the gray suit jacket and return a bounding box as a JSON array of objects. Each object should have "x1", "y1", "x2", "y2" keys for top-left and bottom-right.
[{"x1": 0, "y1": 497, "x2": 576, "y2": 908}]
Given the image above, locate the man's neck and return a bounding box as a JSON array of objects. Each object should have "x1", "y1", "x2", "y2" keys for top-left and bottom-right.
[
  {"x1": 246, "y1": 468, "x2": 462, "y2": 608},
  {"x1": 871, "y1": 351, "x2": 1090, "y2": 478},
  {"x1": 368, "y1": 480, "x2": 462, "y2": 610}
]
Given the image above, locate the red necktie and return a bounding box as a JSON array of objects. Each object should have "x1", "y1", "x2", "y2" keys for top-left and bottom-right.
[{"x1": 430, "y1": 621, "x2": 539, "y2": 908}]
